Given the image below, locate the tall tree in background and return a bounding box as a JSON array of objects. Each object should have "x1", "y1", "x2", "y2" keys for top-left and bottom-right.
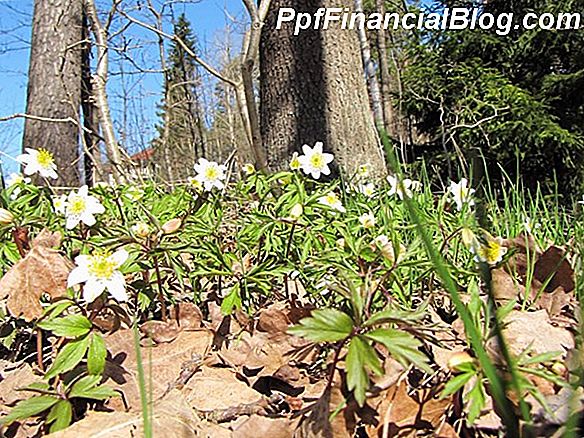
[
  {"x1": 260, "y1": 0, "x2": 386, "y2": 176},
  {"x1": 153, "y1": 14, "x2": 206, "y2": 182},
  {"x1": 23, "y1": 0, "x2": 83, "y2": 185}
]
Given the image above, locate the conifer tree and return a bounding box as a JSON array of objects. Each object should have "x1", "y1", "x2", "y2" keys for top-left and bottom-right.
[{"x1": 153, "y1": 14, "x2": 206, "y2": 182}]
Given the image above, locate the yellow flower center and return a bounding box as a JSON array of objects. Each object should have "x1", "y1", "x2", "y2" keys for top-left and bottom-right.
[
  {"x1": 325, "y1": 194, "x2": 338, "y2": 205},
  {"x1": 205, "y1": 166, "x2": 219, "y2": 180},
  {"x1": 68, "y1": 195, "x2": 86, "y2": 215},
  {"x1": 88, "y1": 255, "x2": 117, "y2": 280},
  {"x1": 479, "y1": 241, "x2": 502, "y2": 264},
  {"x1": 37, "y1": 149, "x2": 54, "y2": 168},
  {"x1": 310, "y1": 153, "x2": 324, "y2": 169}
]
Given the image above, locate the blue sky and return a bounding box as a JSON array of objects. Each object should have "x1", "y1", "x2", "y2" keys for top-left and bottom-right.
[{"x1": 0, "y1": 0, "x2": 245, "y2": 176}]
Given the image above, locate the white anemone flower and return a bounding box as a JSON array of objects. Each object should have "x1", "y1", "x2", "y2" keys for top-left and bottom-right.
[
  {"x1": 242, "y1": 163, "x2": 255, "y2": 175},
  {"x1": 193, "y1": 158, "x2": 227, "y2": 191},
  {"x1": 448, "y1": 178, "x2": 475, "y2": 211},
  {"x1": 16, "y1": 148, "x2": 58, "y2": 179},
  {"x1": 387, "y1": 175, "x2": 413, "y2": 200},
  {"x1": 67, "y1": 249, "x2": 129, "y2": 303},
  {"x1": 318, "y1": 192, "x2": 346, "y2": 213},
  {"x1": 6, "y1": 172, "x2": 31, "y2": 199},
  {"x1": 187, "y1": 176, "x2": 203, "y2": 192},
  {"x1": 523, "y1": 215, "x2": 541, "y2": 234},
  {"x1": 52, "y1": 194, "x2": 68, "y2": 215},
  {"x1": 6, "y1": 172, "x2": 31, "y2": 187},
  {"x1": 578, "y1": 195, "x2": 584, "y2": 205},
  {"x1": 298, "y1": 142, "x2": 334, "y2": 179},
  {"x1": 470, "y1": 235, "x2": 507, "y2": 266},
  {"x1": 64, "y1": 185, "x2": 105, "y2": 229},
  {"x1": 359, "y1": 212, "x2": 376, "y2": 229},
  {"x1": 357, "y1": 164, "x2": 370, "y2": 178},
  {"x1": 358, "y1": 182, "x2": 376, "y2": 198},
  {"x1": 371, "y1": 235, "x2": 406, "y2": 264},
  {"x1": 289, "y1": 152, "x2": 301, "y2": 171}
]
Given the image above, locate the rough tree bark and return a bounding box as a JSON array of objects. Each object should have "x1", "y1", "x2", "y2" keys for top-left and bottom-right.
[
  {"x1": 23, "y1": 0, "x2": 83, "y2": 185},
  {"x1": 260, "y1": 0, "x2": 386, "y2": 177}
]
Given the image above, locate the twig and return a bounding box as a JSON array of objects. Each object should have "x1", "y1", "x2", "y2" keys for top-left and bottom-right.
[
  {"x1": 0, "y1": 112, "x2": 102, "y2": 138},
  {"x1": 194, "y1": 393, "x2": 285, "y2": 423}
]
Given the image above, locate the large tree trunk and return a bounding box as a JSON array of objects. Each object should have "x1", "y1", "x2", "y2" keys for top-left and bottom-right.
[
  {"x1": 260, "y1": 0, "x2": 386, "y2": 177},
  {"x1": 23, "y1": 0, "x2": 83, "y2": 186}
]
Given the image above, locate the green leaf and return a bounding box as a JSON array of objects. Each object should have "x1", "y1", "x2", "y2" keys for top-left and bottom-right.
[
  {"x1": 45, "y1": 336, "x2": 90, "y2": 380},
  {"x1": 47, "y1": 400, "x2": 72, "y2": 433},
  {"x1": 41, "y1": 300, "x2": 73, "y2": 321},
  {"x1": 87, "y1": 333, "x2": 107, "y2": 375},
  {"x1": 68, "y1": 375, "x2": 101, "y2": 398},
  {"x1": 220, "y1": 286, "x2": 242, "y2": 315},
  {"x1": 364, "y1": 328, "x2": 432, "y2": 374},
  {"x1": 363, "y1": 307, "x2": 425, "y2": 327},
  {"x1": 288, "y1": 308, "x2": 353, "y2": 343},
  {"x1": 0, "y1": 395, "x2": 59, "y2": 425},
  {"x1": 346, "y1": 336, "x2": 382, "y2": 407},
  {"x1": 466, "y1": 379, "x2": 487, "y2": 425},
  {"x1": 441, "y1": 371, "x2": 475, "y2": 398},
  {"x1": 71, "y1": 384, "x2": 118, "y2": 401},
  {"x1": 38, "y1": 314, "x2": 92, "y2": 338}
]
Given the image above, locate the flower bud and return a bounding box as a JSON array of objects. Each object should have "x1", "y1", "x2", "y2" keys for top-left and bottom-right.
[
  {"x1": 131, "y1": 222, "x2": 151, "y2": 238},
  {"x1": 551, "y1": 361, "x2": 567, "y2": 377},
  {"x1": 289, "y1": 203, "x2": 303, "y2": 220},
  {"x1": 0, "y1": 208, "x2": 14, "y2": 225},
  {"x1": 447, "y1": 351, "x2": 474, "y2": 373},
  {"x1": 461, "y1": 228, "x2": 476, "y2": 248},
  {"x1": 161, "y1": 218, "x2": 181, "y2": 234}
]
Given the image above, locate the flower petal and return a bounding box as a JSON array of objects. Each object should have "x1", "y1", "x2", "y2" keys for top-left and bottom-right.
[
  {"x1": 83, "y1": 279, "x2": 106, "y2": 303},
  {"x1": 110, "y1": 249, "x2": 128, "y2": 267},
  {"x1": 67, "y1": 266, "x2": 89, "y2": 287}
]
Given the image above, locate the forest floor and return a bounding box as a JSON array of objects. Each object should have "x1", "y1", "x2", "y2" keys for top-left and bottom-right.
[{"x1": 0, "y1": 157, "x2": 582, "y2": 437}]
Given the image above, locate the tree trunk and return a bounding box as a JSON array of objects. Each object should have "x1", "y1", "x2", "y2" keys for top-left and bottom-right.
[
  {"x1": 354, "y1": 0, "x2": 384, "y2": 127},
  {"x1": 260, "y1": 0, "x2": 386, "y2": 177},
  {"x1": 375, "y1": 0, "x2": 396, "y2": 137},
  {"x1": 23, "y1": 0, "x2": 83, "y2": 186}
]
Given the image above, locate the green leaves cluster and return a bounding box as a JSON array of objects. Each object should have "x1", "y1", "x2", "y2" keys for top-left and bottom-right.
[
  {"x1": 289, "y1": 304, "x2": 431, "y2": 407},
  {"x1": 0, "y1": 309, "x2": 115, "y2": 432}
]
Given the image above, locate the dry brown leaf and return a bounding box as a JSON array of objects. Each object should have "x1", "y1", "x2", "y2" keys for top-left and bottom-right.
[
  {"x1": 170, "y1": 301, "x2": 203, "y2": 330},
  {"x1": 533, "y1": 246, "x2": 575, "y2": 293},
  {"x1": 184, "y1": 367, "x2": 260, "y2": 411},
  {"x1": 367, "y1": 381, "x2": 451, "y2": 437},
  {"x1": 232, "y1": 415, "x2": 299, "y2": 438},
  {"x1": 435, "y1": 422, "x2": 459, "y2": 437},
  {"x1": 139, "y1": 320, "x2": 180, "y2": 344},
  {"x1": 104, "y1": 329, "x2": 212, "y2": 410},
  {"x1": 50, "y1": 389, "x2": 231, "y2": 438},
  {"x1": 0, "y1": 363, "x2": 42, "y2": 406},
  {"x1": 503, "y1": 234, "x2": 540, "y2": 278},
  {"x1": 219, "y1": 331, "x2": 288, "y2": 376},
  {"x1": 257, "y1": 306, "x2": 290, "y2": 336},
  {"x1": 491, "y1": 268, "x2": 525, "y2": 302},
  {"x1": 294, "y1": 389, "x2": 334, "y2": 438},
  {"x1": 0, "y1": 229, "x2": 72, "y2": 321},
  {"x1": 536, "y1": 286, "x2": 575, "y2": 318},
  {"x1": 487, "y1": 310, "x2": 574, "y2": 360}
]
